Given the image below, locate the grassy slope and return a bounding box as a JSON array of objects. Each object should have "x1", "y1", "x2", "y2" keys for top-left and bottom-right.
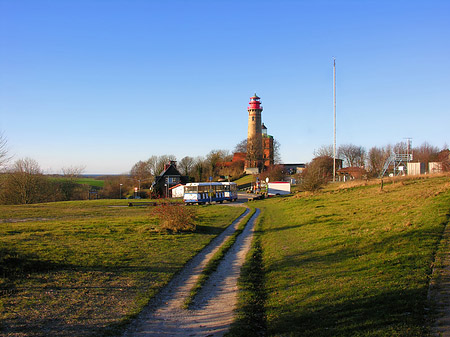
[
  {"x1": 0, "y1": 200, "x2": 245, "y2": 336},
  {"x1": 233, "y1": 174, "x2": 254, "y2": 187},
  {"x1": 257, "y1": 176, "x2": 450, "y2": 336}
]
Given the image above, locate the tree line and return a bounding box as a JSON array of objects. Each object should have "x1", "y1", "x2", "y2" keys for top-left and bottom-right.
[
  {"x1": 301, "y1": 141, "x2": 449, "y2": 191},
  {"x1": 1, "y1": 129, "x2": 448, "y2": 203}
]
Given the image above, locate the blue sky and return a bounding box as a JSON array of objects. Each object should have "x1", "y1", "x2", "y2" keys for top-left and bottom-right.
[{"x1": 1, "y1": 0, "x2": 449, "y2": 174}]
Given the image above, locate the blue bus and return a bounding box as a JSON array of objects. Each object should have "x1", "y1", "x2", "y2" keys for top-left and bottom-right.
[{"x1": 183, "y1": 182, "x2": 238, "y2": 205}]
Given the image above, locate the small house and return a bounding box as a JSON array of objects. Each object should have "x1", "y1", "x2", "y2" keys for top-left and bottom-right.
[{"x1": 151, "y1": 161, "x2": 188, "y2": 198}]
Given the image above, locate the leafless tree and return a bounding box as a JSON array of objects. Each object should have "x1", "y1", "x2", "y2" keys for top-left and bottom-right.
[
  {"x1": 438, "y1": 147, "x2": 450, "y2": 172},
  {"x1": 192, "y1": 156, "x2": 208, "y2": 182},
  {"x1": 1, "y1": 158, "x2": 52, "y2": 204},
  {"x1": 100, "y1": 175, "x2": 133, "y2": 199},
  {"x1": 206, "y1": 149, "x2": 231, "y2": 177},
  {"x1": 143, "y1": 155, "x2": 177, "y2": 178},
  {"x1": 338, "y1": 144, "x2": 366, "y2": 167},
  {"x1": 314, "y1": 145, "x2": 334, "y2": 158},
  {"x1": 393, "y1": 141, "x2": 408, "y2": 154},
  {"x1": 367, "y1": 146, "x2": 391, "y2": 177},
  {"x1": 300, "y1": 156, "x2": 334, "y2": 191},
  {"x1": 246, "y1": 137, "x2": 263, "y2": 170},
  {"x1": 235, "y1": 137, "x2": 281, "y2": 166},
  {"x1": 273, "y1": 139, "x2": 282, "y2": 164},
  {"x1": 62, "y1": 165, "x2": 85, "y2": 180},
  {"x1": 130, "y1": 160, "x2": 152, "y2": 180},
  {"x1": 234, "y1": 139, "x2": 247, "y2": 153},
  {"x1": 179, "y1": 156, "x2": 195, "y2": 177},
  {"x1": 413, "y1": 142, "x2": 439, "y2": 165},
  {"x1": 0, "y1": 131, "x2": 12, "y2": 170},
  {"x1": 155, "y1": 155, "x2": 177, "y2": 176}
]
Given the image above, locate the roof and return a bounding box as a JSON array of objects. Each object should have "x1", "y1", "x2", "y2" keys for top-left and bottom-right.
[
  {"x1": 337, "y1": 167, "x2": 366, "y2": 173},
  {"x1": 250, "y1": 93, "x2": 260, "y2": 99},
  {"x1": 152, "y1": 163, "x2": 187, "y2": 187},
  {"x1": 169, "y1": 184, "x2": 184, "y2": 190}
]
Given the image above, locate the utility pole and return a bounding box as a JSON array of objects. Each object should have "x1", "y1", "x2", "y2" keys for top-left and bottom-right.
[{"x1": 333, "y1": 58, "x2": 337, "y2": 182}]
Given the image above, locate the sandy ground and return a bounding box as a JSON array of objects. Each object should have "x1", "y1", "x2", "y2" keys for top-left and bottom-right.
[{"x1": 122, "y1": 206, "x2": 260, "y2": 337}]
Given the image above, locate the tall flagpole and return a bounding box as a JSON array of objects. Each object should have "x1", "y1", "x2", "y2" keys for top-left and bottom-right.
[{"x1": 333, "y1": 58, "x2": 336, "y2": 182}]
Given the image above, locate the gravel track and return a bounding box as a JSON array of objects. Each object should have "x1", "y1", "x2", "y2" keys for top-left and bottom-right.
[{"x1": 123, "y1": 207, "x2": 260, "y2": 336}]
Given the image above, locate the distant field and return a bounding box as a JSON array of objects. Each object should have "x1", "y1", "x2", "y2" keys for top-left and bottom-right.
[
  {"x1": 75, "y1": 177, "x2": 104, "y2": 187},
  {"x1": 0, "y1": 200, "x2": 245, "y2": 336},
  {"x1": 49, "y1": 176, "x2": 105, "y2": 188},
  {"x1": 251, "y1": 175, "x2": 450, "y2": 336}
]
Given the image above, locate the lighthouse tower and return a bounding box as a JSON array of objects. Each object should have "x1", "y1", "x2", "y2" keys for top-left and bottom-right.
[{"x1": 245, "y1": 93, "x2": 264, "y2": 172}]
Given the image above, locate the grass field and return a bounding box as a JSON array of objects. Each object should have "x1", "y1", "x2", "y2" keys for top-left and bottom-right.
[
  {"x1": 75, "y1": 177, "x2": 105, "y2": 188},
  {"x1": 247, "y1": 175, "x2": 450, "y2": 336},
  {"x1": 233, "y1": 174, "x2": 254, "y2": 188},
  {"x1": 50, "y1": 176, "x2": 105, "y2": 188},
  {"x1": 0, "y1": 200, "x2": 245, "y2": 336}
]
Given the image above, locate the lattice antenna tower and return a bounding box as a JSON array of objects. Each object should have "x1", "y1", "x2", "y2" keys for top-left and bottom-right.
[{"x1": 380, "y1": 138, "x2": 413, "y2": 177}]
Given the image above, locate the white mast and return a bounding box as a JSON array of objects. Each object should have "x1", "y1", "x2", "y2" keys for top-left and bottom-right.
[{"x1": 333, "y1": 58, "x2": 336, "y2": 182}]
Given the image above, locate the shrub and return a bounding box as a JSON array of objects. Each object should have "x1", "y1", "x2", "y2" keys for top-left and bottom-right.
[
  {"x1": 152, "y1": 203, "x2": 197, "y2": 233},
  {"x1": 300, "y1": 156, "x2": 334, "y2": 191}
]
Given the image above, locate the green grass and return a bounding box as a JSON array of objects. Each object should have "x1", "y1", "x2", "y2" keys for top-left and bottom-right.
[
  {"x1": 233, "y1": 174, "x2": 254, "y2": 188},
  {"x1": 49, "y1": 176, "x2": 105, "y2": 188},
  {"x1": 75, "y1": 177, "x2": 105, "y2": 188},
  {"x1": 0, "y1": 200, "x2": 245, "y2": 336},
  {"x1": 228, "y1": 210, "x2": 266, "y2": 337},
  {"x1": 238, "y1": 175, "x2": 450, "y2": 336}
]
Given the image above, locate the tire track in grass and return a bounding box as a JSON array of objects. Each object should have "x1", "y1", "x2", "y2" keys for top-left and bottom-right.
[{"x1": 123, "y1": 208, "x2": 260, "y2": 336}]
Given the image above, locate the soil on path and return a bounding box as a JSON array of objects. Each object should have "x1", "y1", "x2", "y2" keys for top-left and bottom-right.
[{"x1": 123, "y1": 207, "x2": 260, "y2": 337}]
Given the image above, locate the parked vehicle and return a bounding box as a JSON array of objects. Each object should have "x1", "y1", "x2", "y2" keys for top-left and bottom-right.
[
  {"x1": 267, "y1": 181, "x2": 291, "y2": 196},
  {"x1": 183, "y1": 182, "x2": 238, "y2": 205}
]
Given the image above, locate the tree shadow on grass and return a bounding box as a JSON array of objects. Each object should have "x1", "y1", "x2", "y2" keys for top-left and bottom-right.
[
  {"x1": 263, "y1": 226, "x2": 443, "y2": 336},
  {"x1": 195, "y1": 224, "x2": 226, "y2": 235},
  {"x1": 267, "y1": 288, "x2": 430, "y2": 337}
]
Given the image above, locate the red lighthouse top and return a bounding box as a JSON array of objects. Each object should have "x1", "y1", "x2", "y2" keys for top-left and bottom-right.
[{"x1": 248, "y1": 93, "x2": 263, "y2": 110}]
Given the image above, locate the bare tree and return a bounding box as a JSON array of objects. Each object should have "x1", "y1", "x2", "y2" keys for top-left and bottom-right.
[
  {"x1": 314, "y1": 145, "x2": 334, "y2": 157},
  {"x1": 192, "y1": 156, "x2": 207, "y2": 182},
  {"x1": 62, "y1": 165, "x2": 85, "y2": 180},
  {"x1": 300, "y1": 156, "x2": 334, "y2": 191},
  {"x1": 367, "y1": 146, "x2": 390, "y2": 177},
  {"x1": 413, "y1": 142, "x2": 439, "y2": 165},
  {"x1": 235, "y1": 137, "x2": 281, "y2": 166},
  {"x1": 206, "y1": 149, "x2": 231, "y2": 178},
  {"x1": 130, "y1": 160, "x2": 152, "y2": 180},
  {"x1": 100, "y1": 175, "x2": 133, "y2": 199},
  {"x1": 179, "y1": 156, "x2": 195, "y2": 177},
  {"x1": 273, "y1": 139, "x2": 282, "y2": 165},
  {"x1": 0, "y1": 131, "x2": 11, "y2": 170},
  {"x1": 234, "y1": 139, "x2": 247, "y2": 153},
  {"x1": 338, "y1": 144, "x2": 366, "y2": 167},
  {"x1": 393, "y1": 141, "x2": 408, "y2": 154},
  {"x1": 1, "y1": 158, "x2": 52, "y2": 204},
  {"x1": 438, "y1": 147, "x2": 450, "y2": 172},
  {"x1": 155, "y1": 155, "x2": 177, "y2": 176}
]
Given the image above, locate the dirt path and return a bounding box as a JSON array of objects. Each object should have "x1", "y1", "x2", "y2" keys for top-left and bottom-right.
[
  {"x1": 429, "y1": 215, "x2": 450, "y2": 336},
  {"x1": 123, "y1": 208, "x2": 260, "y2": 336}
]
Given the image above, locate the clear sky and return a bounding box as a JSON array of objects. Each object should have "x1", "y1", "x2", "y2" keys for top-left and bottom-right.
[{"x1": 1, "y1": 0, "x2": 449, "y2": 174}]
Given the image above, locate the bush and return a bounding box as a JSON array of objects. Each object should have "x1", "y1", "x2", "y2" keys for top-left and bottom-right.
[
  {"x1": 300, "y1": 156, "x2": 334, "y2": 192},
  {"x1": 152, "y1": 203, "x2": 197, "y2": 233}
]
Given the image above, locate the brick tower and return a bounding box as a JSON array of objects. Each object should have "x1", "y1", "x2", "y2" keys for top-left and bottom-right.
[{"x1": 245, "y1": 93, "x2": 264, "y2": 172}]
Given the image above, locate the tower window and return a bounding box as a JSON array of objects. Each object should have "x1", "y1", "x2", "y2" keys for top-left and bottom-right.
[{"x1": 252, "y1": 116, "x2": 255, "y2": 121}]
